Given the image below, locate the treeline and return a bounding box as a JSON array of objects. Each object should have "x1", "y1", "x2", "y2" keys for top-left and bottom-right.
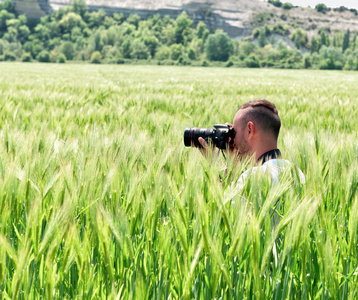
[
  {"x1": 1, "y1": 0, "x2": 358, "y2": 70},
  {"x1": 267, "y1": 0, "x2": 358, "y2": 15}
]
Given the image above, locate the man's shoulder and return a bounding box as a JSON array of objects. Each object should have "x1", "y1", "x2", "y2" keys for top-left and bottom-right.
[{"x1": 239, "y1": 158, "x2": 305, "y2": 184}]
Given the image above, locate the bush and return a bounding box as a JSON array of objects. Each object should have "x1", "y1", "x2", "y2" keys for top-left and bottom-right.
[
  {"x1": 155, "y1": 46, "x2": 171, "y2": 61},
  {"x1": 178, "y1": 54, "x2": 191, "y2": 65},
  {"x1": 4, "y1": 51, "x2": 16, "y2": 61},
  {"x1": 201, "y1": 60, "x2": 209, "y2": 67},
  {"x1": 315, "y1": 3, "x2": 329, "y2": 13},
  {"x1": 37, "y1": 50, "x2": 51, "y2": 62},
  {"x1": 57, "y1": 53, "x2": 66, "y2": 63},
  {"x1": 21, "y1": 52, "x2": 32, "y2": 62},
  {"x1": 116, "y1": 57, "x2": 125, "y2": 64},
  {"x1": 131, "y1": 40, "x2": 150, "y2": 60},
  {"x1": 90, "y1": 51, "x2": 102, "y2": 63},
  {"x1": 244, "y1": 54, "x2": 260, "y2": 68},
  {"x1": 170, "y1": 44, "x2": 183, "y2": 61},
  {"x1": 282, "y1": 2, "x2": 293, "y2": 9},
  {"x1": 225, "y1": 58, "x2": 234, "y2": 67},
  {"x1": 188, "y1": 47, "x2": 196, "y2": 60},
  {"x1": 268, "y1": 0, "x2": 282, "y2": 7}
]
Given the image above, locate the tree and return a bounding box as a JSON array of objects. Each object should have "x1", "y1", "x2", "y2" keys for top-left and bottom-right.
[
  {"x1": 112, "y1": 13, "x2": 125, "y2": 25},
  {"x1": 319, "y1": 46, "x2": 344, "y2": 69},
  {"x1": 315, "y1": 3, "x2": 328, "y2": 13},
  {"x1": 170, "y1": 43, "x2": 183, "y2": 60},
  {"x1": 34, "y1": 24, "x2": 51, "y2": 42},
  {"x1": 196, "y1": 21, "x2": 209, "y2": 41},
  {"x1": 310, "y1": 36, "x2": 321, "y2": 53},
  {"x1": 59, "y1": 12, "x2": 83, "y2": 33},
  {"x1": 88, "y1": 9, "x2": 106, "y2": 28},
  {"x1": 205, "y1": 32, "x2": 233, "y2": 61},
  {"x1": 3, "y1": 27, "x2": 17, "y2": 42},
  {"x1": 142, "y1": 35, "x2": 159, "y2": 57},
  {"x1": 131, "y1": 40, "x2": 150, "y2": 59},
  {"x1": 91, "y1": 31, "x2": 103, "y2": 52},
  {"x1": 342, "y1": 29, "x2": 350, "y2": 52},
  {"x1": 71, "y1": 0, "x2": 87, "y2": 17},
  {"x1": 0, "y1": 0, "x2": 15, "y2": 13},
  {"x1": 127, "y1": 14, "x2": 141, "y2": 29},
  {"x1": 174, "y1": 12, "x2": 193, "y2": 45},
  {"x1": 18, "y1": 25, "x2": 30, "y2": 43},
  {"x1": 0, "y1": 9, "x2": 15, "y2": 31},
  {"x1": 320, "y1": 30, "x2": 330, "y2": 47},
  {"x1": 258, "y1": 29, "x2": 266, "y2": 48},
  {"x1": 291, "y1": 28, "x2": 308, "y2": 49},
  {"x1": 155, "y1": 46, "x2": 170, "y2": 61},
  {"x1": 240, "y1": 41, "x2": 256, "y2": 56},
  {"x1": 61, "y1": 41, "x2": 75, "y2": 60},
  {"x1": 121, "y1": 38, "x2": 132, "y2": 59}
]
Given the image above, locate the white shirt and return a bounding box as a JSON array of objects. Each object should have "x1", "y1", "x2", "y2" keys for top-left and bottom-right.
[
  {"x1": 224, "y1": 158, "x2": 305, "y2": 205},
  {"x1": 237, "y1": 158, "x2": 305, "y2": 189}
]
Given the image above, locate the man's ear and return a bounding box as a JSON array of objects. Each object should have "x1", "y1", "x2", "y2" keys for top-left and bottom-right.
[{"x1": 247, "y1": 121, "x2": 255, "y2": 139}]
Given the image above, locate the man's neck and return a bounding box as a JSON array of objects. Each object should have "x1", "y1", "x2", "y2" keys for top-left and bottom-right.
[{"x1": 257, "y1": 149, "x2": 281, "y2": 164}]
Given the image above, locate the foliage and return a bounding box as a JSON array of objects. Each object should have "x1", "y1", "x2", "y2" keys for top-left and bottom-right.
[
  {"x1": 61, "y1": 41, "x2": 75, "y2": 60},
  {"x1": 21, "y1": 52, "x2": 32, "y2": 62},
  {"x1": 315, "y1": 3, "x2": 329, "y2": 13},
  {"x1": 205, "y1": 32, "x2": 233, "y2": 61},
  {"x1": 291, "y1": 28, "x2": 308, "y2": 49},
  {"x1": 131, "y1": 40, "x2": 150, "y2": 59},
  {"x1": 0, "y1": 0, "x2": 14, "y2": 13},
  {"x1": 244, "y1": 54, "x2": 260, "y2": 67},
  {"x1": 36, "y1": 50, "x2": 50, "y2": 62},
  {"x1": 4, "y1": 50, "x2": 16, "y2": 60},
  {"x1": 90, "y1": 50, "x2": 102, "y2": 63},
  {"x1": 343, "y1": 29, "x2": 350, "y2": 52},
  {"x1": 155, "y1": 45, "x2": 170, "y2": 61},
  {"x1": 174, "y1": 12, "x2": 193, "y2": 45},
  {"x1": 268, "y1": 0, "x2": 282, "y2": 7},
  {"x1": 282, "y1": 2, "x2": 293, "y2": 10},
  {"x1": 57, "y1": 53, "x2": 66, "y2": 63},
  {"x1": 0, "y1": 2, "x2": 357, "y2": 69},
  {"x1": 318, "y1": 46, "x2": 344, "y2": 69}
]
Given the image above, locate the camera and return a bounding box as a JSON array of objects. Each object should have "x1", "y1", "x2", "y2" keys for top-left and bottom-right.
[{"x1": 183, "y1": 124, "x2": 235, "y2": 150}]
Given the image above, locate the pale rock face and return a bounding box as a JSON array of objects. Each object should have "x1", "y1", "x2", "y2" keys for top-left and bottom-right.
[{"x1": 15, "y1": 0, "x2": 52, "y2": 18}]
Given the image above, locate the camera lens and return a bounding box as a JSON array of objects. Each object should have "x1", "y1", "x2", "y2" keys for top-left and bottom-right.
[{"x1": 184, "y1": 127, "x2": 214, "y2": 148}]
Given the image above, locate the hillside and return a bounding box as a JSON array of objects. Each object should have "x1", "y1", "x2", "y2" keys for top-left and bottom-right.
[{"x1": 48, "y1": 0, "x2": 358, "y2": 38}]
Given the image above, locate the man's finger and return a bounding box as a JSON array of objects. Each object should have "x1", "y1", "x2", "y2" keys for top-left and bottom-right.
[{"x1": 198, "y1": 137, "x2": 209, "y2": 148}]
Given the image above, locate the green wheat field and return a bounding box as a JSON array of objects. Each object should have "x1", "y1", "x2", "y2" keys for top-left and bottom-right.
[{"x1": 1, "y1": 62, "x2": 358, "y2": 299}]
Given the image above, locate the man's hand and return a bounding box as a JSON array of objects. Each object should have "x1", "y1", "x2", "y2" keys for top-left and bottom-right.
[{"x1": 198, "y1": 137, "x2": 212, "y2": 158}]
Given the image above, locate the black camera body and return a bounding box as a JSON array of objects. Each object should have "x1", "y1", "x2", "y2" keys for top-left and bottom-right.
[{"x1": 184, "y1": 124, "x2": 235, "y2": 150}]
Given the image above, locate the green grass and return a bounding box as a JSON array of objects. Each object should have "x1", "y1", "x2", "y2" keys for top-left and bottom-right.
[{"x1": 0, "y1": 62, "x2": 358, "y2": 299}]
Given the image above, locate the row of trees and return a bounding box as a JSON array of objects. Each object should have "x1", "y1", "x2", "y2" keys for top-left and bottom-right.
[
  {"x1": 0, "y1": 0, "x2": 358, "y2": 70},
  {"x1": 267, "y1": 0, "x2": 358, "y2": 15}
]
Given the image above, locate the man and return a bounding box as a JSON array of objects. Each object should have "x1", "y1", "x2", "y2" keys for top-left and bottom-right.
[{"x1": 199, "y1": 99, "x2": 305, "y2": 190}]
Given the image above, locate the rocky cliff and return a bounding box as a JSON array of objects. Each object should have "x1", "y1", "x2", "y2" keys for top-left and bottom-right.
[{"x1": 11, "y1": 0, "x2": 358, "y2": 38}]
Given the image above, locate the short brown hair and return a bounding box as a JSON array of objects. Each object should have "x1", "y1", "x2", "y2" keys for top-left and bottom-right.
[{"x1": 238, "y1": 99, "x2": 281, "y2": 139}]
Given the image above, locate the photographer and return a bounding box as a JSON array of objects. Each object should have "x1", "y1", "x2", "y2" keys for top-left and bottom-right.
[{"x1": 192, "y1": 99, "x2": 305, "y2": 189}]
